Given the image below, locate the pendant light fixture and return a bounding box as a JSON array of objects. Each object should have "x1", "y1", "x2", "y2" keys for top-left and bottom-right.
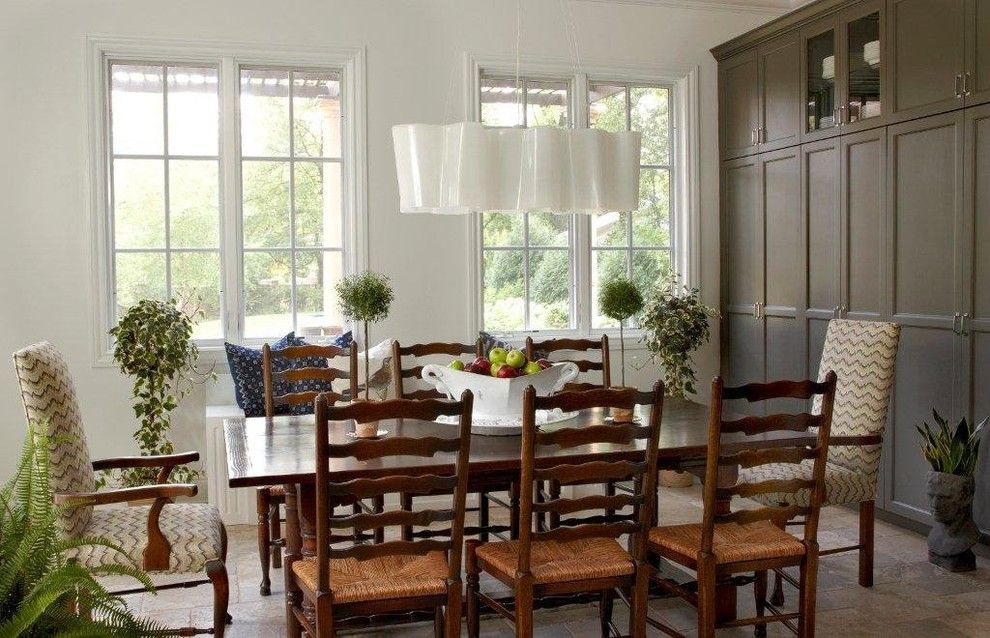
[{"x1": 392, "y1": 0, "x2": 641, "y2": 215}]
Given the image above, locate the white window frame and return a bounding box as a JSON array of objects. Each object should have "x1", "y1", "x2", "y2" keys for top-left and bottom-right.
[
  {"x1": 465, "y1": 54, "x2": 700, "y2": 341},
  {"x1": 87, "y1": 37, "x2": 367, "y2": 365}
]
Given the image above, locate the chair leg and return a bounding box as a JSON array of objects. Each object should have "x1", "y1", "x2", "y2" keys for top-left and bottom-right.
[
  {"x1": 206, "y1": 560, "x2": 229, "y2": 638},
  {"x1": 548, "y1": 480, "x2": 562, "y2": 529},
  {"x1": 509, "y1": 483, "x2": 520, "y2": 540},
  {"x1": 696, "y1": 554, "x2": 717, "y2": 638},
  {"x1": 798, "y1": 547, "x2": 819, "y2": 638},
  {"x1": 599, "y1": 588, "x2": 614, "y2": 637},
  {"x1": 770, "y1": 515, "x2": 786, "y2": 606},
  {"x1": 754, "y1": 570, "x2": 768, "y2": 638},
  {"x1": 514, "y1": 579, "x2": 534, "y2": 638},
  {"x1": 478, "y1": 492, "x2": 490, "y2": 542},
  {"x1": 631, "y1": 563, "x2": 650, "y2": 638},
  {"x1": 859, "y1": 500, "x2": 875, "y2": 588},
  {"x1": 373, "y1": 495, "x2": 385, "y2": 544},
  {"x1": 316, "y1": 591, "x2": 335, "y2": 638},
  {"x1": 256, "y1": 488, "x2": 272, "y2": 596},
  {"x1": 401, "y1": 493, "x2": 413, "y2": 541},
  {"x1": 446, "y1": 583, "x2": 463, "y2": 638},
  {"x1": 434, "y1": 606, "x2": 444, "y2": 638},
  {"x1": 269, "y1": 501, "x2": 282, "y2": 570},
  {"x1": 466, "y1": 540, "x2": 481, "y2": 638}
]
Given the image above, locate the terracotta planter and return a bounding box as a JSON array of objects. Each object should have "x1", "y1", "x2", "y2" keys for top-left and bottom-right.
[
  {"x1": 926, "y1": 471, "x2": 978, "y2": 572},
  {"x1": 659, "y1": 470, "x2": 694, "y2": 488},
  {"x1": 350, "y1": 397, "x2": 381, "y2": 438}
]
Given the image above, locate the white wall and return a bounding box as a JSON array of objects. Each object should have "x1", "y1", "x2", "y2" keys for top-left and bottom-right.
[{"x1": 0, "y1": 0, "x2": 780, "y2": 483}]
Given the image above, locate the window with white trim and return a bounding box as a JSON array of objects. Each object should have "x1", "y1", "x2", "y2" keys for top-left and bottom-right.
[
  {"x1": 477, "y1": 71, "x2": 678, "y2": 336},
  {"x1": 104, "y1": 56, "x2": 354, "y2": 346}
]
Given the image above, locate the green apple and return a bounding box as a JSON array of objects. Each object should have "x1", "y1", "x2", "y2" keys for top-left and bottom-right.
[
  {"x1": 448, "y1": 359, "x2": 465, "y2": 371},
  {"x1": 488, "y1": 347, "x2": 508, "y2": 365},
  {"x1": 523, "y1": 361, "x2": 542, "y2": 375},
  {"x1": 490, "y1": 362, "x2": 503, "y2": 377},
  {"x1": 505, "y1": 349, "x2": 526, "y2": 369}
]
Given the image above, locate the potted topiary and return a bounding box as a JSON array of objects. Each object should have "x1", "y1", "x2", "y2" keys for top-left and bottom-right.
[
  {"x1": 917, "y1": 409, "x2": 987, "y2": 572},
  {"x1": 599, "y1": 277, "x2": 644, "y2": 422},
  {"x1": 108, "y1": 299, "x2": 214, "y2": 489},
  {"x1": 336, "y1": 271, "x2": 395, "y2": 437},
  {"x1": 639, "y1": 277, "x2": 718, "y2": 487}
]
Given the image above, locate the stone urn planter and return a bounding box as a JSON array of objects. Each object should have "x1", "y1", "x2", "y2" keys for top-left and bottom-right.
[{"x1": 926, "y1": 471, "x2": 979, "y2": 572}]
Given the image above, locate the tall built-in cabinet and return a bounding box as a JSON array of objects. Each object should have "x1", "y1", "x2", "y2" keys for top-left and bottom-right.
[{"x1": 714, "y1": 0, "x2": 990, "y2": 529}]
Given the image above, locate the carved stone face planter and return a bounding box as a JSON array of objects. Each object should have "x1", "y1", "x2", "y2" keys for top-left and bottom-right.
[{"x1": 926, "y1": 471, "x2": 979, "y2": 572}]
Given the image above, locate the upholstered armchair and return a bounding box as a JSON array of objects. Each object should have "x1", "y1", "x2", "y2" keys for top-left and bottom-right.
[{"x1": 13, "y1": 341, "x2": 230, "y2": 636}]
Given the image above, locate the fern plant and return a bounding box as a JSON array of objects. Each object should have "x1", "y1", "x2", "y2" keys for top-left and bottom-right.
[
  {"x1": 0, "y1": 422, "x2": 170, "y2": 636},
  {"x1": 916, "y1": 409, "x2": 988, "y2": 476}
]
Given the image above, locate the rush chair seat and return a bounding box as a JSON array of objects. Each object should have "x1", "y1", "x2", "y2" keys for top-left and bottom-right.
[
  {"x1": 646, "y1": 374, "x2": 838, "y2": 638},
  {"x1": 257, "y1": 341, "x2": 360, "y2": 596},
  {"x1": 13, "y1": 341, "x2": 230, "y2": 636}
]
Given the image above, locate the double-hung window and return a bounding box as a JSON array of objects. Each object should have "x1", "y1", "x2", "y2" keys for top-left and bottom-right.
[
  {"x1": 476, "y1": 69, "x2": 681, "y2": 337},
  {"x1": 97, "y1": 42, "x2": 362, "y2": 354}
]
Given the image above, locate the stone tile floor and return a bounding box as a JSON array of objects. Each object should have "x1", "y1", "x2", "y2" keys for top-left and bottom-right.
[{"x1": 124, "y1": 484, "x2": 990, "y2": 636}]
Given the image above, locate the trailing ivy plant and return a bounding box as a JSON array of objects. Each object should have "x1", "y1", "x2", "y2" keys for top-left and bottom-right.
[
  {"x1": 335, "y1": 272, "x2": 395, "y2": 400},
  {"x1": 917, "y1": 409, "x2": 988, "y2": 476},
  {"x1": 108, "y1": 299, "x2": 214, "y2": 487},
  {"x1": 598, "y1": 277, "x2": 644, "y2": 387},
  {"x1": 0, "y1": 422, "x2": 169, "y2": 636},
  {"x1": 639, "y1": 276, "x2": 719, "y2": 399}
]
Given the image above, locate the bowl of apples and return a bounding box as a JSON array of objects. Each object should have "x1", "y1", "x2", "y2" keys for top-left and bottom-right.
[{"x1": 421, "y1": 347, "x2": 579, "y2": 429}]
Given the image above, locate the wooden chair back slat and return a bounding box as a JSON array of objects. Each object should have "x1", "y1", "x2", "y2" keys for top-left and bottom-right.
[
  {"x1": 516, "y1": 382, "x2": 664, "y2": 575},
  {"x1": 314, "y1": 391, "x2": 474, "y2": 591},
  {"x1": 391, "y1": 340, "x2": 483, "y2": 399},
  {"x1": 720, "y1": 413, "x2": 822, "y2": 435},
  {"x1": 532, "y1": 460, "x2": 648, "y2": 485},
  {"x1": 324, "y1": 474, "x2": 459, "y2": 499},
  {"x1": 263, "y1": 342, "x2": 359, "y2": 418},
  {"x1": 328, "y1": 539, "x2": 452, "y2": 561},
  {"x1": 699, "y1": 373, "x2": 837, "y2": 554},
  {"x1": 531, "y1": 493, "x2": 643, "y2": 515},
  {"x1": 325, "y1": 435, "x2": 461, "y2": 460},
  {"x1": 524, "y1": 335, "x2": 611, "y2": 389}
]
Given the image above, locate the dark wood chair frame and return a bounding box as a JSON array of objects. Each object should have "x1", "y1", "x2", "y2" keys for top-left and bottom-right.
[
  {"x1": 56, "y1": 451, "x2": 231, "y2": 636},
  {"x1": 258, "y1": 342, "x2": 362, "y2": 596},
  {"x1": 645, "y1": 373, "x2": 837, "y2": 638},
  {"x1": 391, "y1": 339, "x2": 514, "y2": 542},
  {"x1": 285, "y1": 392, "x2": 475, "y2": 637},
  {"x1": 466, "y1": 383, "x2": 664, "y2": 638}
]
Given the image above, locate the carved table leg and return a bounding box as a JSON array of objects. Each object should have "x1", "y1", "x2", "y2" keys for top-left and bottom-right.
[{"x1": 283, "y1": 483, "x2": 302, "y2": 638}]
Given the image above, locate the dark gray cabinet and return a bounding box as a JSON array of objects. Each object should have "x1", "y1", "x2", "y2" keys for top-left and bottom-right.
[
  {"x1": 966, "y1": 0, "x2": 990, "y2": 106},
  {"x1": 887, "y1": 0, "x2": 968, "y2": 122},
  {"x1": 720, "y1": 49, "x2": 761, "y2": 159},
  {"x1": 839, "y1": 0, "x2": 886, "y2": 132},
  {"x1": 759, "y1": 32, "x2": 803, "y2": 151}
]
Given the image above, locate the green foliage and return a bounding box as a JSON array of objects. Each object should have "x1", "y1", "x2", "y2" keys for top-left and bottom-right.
[
  {"x1": 335, "y1": 272, "x2": 395, "y2": 399},
  {"x1": 639, "y1": 277, "x2": 719, "y2": 399},
  {"x1": 108, "y1": 299, "x2": 213, "y2": 487},
  {"x1": 0, "y1": 422, "x2": 169, "y2": 636},
  {"x1": 598, "y1": 278, "x2": 644, "y2": 323},
  {"x1": 916, "y1": 410, "x2": 987, "y2": 476}
]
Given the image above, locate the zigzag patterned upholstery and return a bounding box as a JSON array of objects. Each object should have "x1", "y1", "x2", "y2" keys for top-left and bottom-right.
[
  {"x1": 13, "y1": 341, "x2": 97, "y2": 536},
  {"x1": 741, "y1": 319, "x2": 900, "y2": 507}
]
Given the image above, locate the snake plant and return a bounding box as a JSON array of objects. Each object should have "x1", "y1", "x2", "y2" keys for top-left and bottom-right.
[{"x1": 916, "y1": 409, "x2": 988, "y2": 476}]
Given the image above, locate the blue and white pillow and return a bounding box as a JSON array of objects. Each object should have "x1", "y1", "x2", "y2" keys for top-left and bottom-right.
[
  {"x1": 225, "y1": 331, "x2": 353, "y2": 417},
  {"x1": 478, "y1": 331, "x2": 547, "y2": 360}
]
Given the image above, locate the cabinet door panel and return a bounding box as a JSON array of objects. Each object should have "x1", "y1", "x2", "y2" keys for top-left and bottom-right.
[
  {"x1": 888, "y1": 0, "x2": 966, "y2": 122},
  {"x1": 720, "y1": 49, "x2": 760, "y2": 159},
  {"x1": 889, "y1": 114, "x2": 963, "y2": 320},
  {"x1": 759, "y1": 32, "x2": 802, "y2": 151},
  {"x1": 763, "y1": 148, "x2": 802, "y2": 311},
  {"x1": 723, "y1": 158, "x2": 761, "y2": 308},
  {"x1": 839, "y1": 0, "x2": 885, "y2": 133},
  {"x1": 971, "y1": 332, "x2": 990, "y2": 530},
  {"x1": 766, "y1": 316, "x2": 805, "y2": 413},
  {"x1": 888, "y1": 326, "x2": 959, "y2": 522},
  {"x1": 842, "y1": 129, "x2": 885, "y2": 318},
  {"x1": 801, "y1": 16, "x2": 841, "y2": 142},
  {"x1": 725, "y1": 313, "x2": 766, "y2": 416},
  {"x1": 807, "y1": 317, "x2": 830, "y2": 378},
  {"x1": 804, "y1": 140, "x2": 840, "y2": 314},
  {"x1": 966, "y1": 0, "x2": 990, "y2": 106}
]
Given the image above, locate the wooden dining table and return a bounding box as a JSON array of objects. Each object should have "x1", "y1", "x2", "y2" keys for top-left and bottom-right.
[{"x1": 223, "y1": 397, "x2": 879, "y2": 626}]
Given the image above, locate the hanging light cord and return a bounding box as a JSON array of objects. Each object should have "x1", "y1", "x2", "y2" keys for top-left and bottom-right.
[
  {"x1": 559, "y1": 0, "x2": 584, "y2": 80},
  {"x1": 515, "y1": 0, "x2": 523, "y2": 122}
]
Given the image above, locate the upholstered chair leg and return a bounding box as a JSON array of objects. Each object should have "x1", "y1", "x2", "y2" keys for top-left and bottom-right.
[
  {"x1": 256, "y1": 488, "x2": 272, "y2": 596},
  {"x1": 599, "y1": 588, "x2": 614, "y2": 637},
  {"x1": 859, "y1": 500, "x2": 875, "y2": 587},
  {"x1": 206, "y1": 560, "x2": 229, "y2": 638},
  {"x1": 696, "y1": 554, "x2": 717, "y2": 638},
  {"x1": 269, "y1": 502, "x2": 282, "y2": 569},
  {"x1": 465, "y1": 540, "x2": 481, "y2": 638},
  {"x1": 446, "y1": 580, "x2": 463, "y2": 638},
  {"x1": 514, "y1": 578, "x2": 534, "y2": 638},
  {"x1": 754, "y1": 570, "x2": 768, "y2": 637},
  {"x1": 797, "y1": 548, "x2": 819, "y2": 638}
]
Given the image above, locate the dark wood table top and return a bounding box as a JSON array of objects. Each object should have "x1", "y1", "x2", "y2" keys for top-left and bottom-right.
[{"x1": 224, "y1": 397, "x2": 880, "y2": 488}]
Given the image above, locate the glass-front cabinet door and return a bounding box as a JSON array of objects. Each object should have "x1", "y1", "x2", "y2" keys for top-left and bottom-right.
[
  {"x1": 840, "y1": 0, "x2": 885, "y2": 132},
  {"x1": 802, "y1": 17, "x2": 840, "y2": 141}
]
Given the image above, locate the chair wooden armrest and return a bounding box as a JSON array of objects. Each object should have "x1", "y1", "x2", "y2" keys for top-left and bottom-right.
[
  {"x1": 92, "y1": 451, "x2": 200, "y2": 483},
  {"x1": 54, "y1": 483, "x2": 198, "y2": 507},
  {"x1": 55, "y1": 483, "x2": 199, "y2": 571}
]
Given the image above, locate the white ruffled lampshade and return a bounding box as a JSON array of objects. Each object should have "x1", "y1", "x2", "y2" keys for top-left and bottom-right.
[{"x1": 392, "y1": 122, "x2": 641, "y2": 215}]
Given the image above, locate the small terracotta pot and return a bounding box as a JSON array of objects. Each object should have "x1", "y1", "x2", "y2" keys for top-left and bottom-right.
[
  {"x1": 610, "y1": 387, "x2": 637, "y2": 422},
  {"x1": 659, "y1": 470, "x2": 694, "y2": 488},
  {"x1": 354, "y1": 420, "x2": 380, "y2": 438}
]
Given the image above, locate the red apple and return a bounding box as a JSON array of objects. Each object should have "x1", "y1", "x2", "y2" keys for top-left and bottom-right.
[
  {"x1": 496, "y1": 364, "x2": 519, "y2": 378},
  {"x1": 469, "y1": 357, "x2": 491, "y2": 374},
  {"x1": 537, "y1": 359, "x2": 552, "y2": 370}
]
